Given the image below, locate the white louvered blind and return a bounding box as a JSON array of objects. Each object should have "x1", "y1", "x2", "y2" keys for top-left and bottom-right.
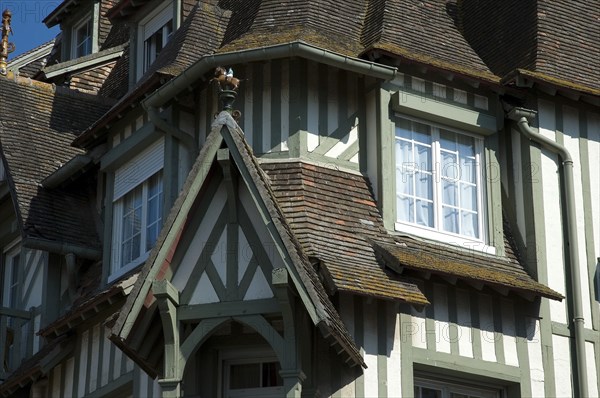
[{"x1": 114, "y1": 138, "x2": 164, "y2": 201}]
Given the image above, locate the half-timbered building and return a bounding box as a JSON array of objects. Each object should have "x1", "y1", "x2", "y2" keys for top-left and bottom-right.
[{"x1": 0, "y1": 1, "x2": 598, "y2": 397}]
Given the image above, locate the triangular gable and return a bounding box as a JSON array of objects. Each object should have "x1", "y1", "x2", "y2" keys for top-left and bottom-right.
[{"x1": 111, "y1": 111, "x2": 364, "y2": 369}]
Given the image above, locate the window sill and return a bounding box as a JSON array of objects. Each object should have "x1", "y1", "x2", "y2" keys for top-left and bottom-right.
[{"x1": 394, "y1": 222, "x2": 497, "y2": 256}]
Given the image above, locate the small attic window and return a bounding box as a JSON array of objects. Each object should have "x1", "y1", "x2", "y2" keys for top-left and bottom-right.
[
  {"x1": 137, "y1": 2, "x2": 174, "y2": 79},
  {"x1": 72, "y1": 15, "x2": 93, "y2": 58}
]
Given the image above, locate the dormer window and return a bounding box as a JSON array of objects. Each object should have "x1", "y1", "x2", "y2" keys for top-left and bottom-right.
[
  {"x1": 137, "y1": 3, "x2": 173, "y2": 79},
  {"x1": 72, "y1": 16, "x2": 93, "y2": 58},
  {"x1": 395, "y1": 115, "x2": 485, "y2": 244}
]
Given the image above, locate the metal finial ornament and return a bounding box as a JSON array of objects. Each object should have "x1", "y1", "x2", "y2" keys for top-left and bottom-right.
[
  {"x1": 212, "y1": 66, "x2": 241, "y2": 113},
  {"x1": 0, "y1": 9, "x2": 16, "y2": 75}
]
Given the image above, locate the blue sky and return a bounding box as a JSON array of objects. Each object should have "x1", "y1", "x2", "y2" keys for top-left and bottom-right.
[{"x1": 1, "y1": 0, "x2": 61, "y2": 57}]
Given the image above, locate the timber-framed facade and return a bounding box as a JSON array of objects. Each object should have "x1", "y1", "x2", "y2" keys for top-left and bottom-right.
[{"x1": 0, "y1": 1, "x2": 598, "y2": 397}]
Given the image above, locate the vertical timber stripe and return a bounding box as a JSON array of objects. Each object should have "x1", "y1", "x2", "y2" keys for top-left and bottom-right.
[
  {"x1": 280, "y1": 59, "x2": 290, "y2": 150},
  {"x1": 469, "y1": 291, "x2": 482, "y2": 360},
  {"x1": 400, "y1": 309, "x2": 414, "y2": 397},
  {"x1": 252, "y1": 63, "x2": 263, "y2": 153},
  {"x1": 363, "y1": 298, "x2": 378, "y2": 397},
  {"x1": 78, "y1": 330, "x2": 89, "y2": 396},
  {"x1": 387, "y1": 302, "x2": 401, "y2": 395},
  {"x1": 262, "y1": 62, "x2": 272, "y2": 153}
]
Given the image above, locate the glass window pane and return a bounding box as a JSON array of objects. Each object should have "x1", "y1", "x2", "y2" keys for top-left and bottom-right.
[
  {"x1": 461, "y1": 183, "x2": 478, "y2": 212},
  {"x1": 440, "y1": 129, "x2": 456, "y2": 151},
  {"x1": 413, "y1": 121, "x2": 432, "y2": 144},
  {"x1": 415, "y1": 199, "x2": 433, "y2": 227},
  {"x1": 261, "y1": 362, "x2": 283, "y2": 387},
  {"x1": 443, "y1": 206, "x2": 459, "y2": 233},
  {"x1": 415, "y1": 172, "x2": 433, "y2": 200},
  {"x1": 441, "y1": 151, "x2": 459, "y2": 179},
  {"x1": 422, "y1": 387, "x2": 443, "y2": 398},
  {"x1": 230, "y1": 363, "x2": 261, "y2": 389},
  {"x1": 460, "y1": 155, "x2": 477, "y2": 183},
  {"x1": 397, "y1": 196, "x2": 414, "y2": 223},
  {"x1": 461, "y1": 211, "x2": 479, "y2": 238},
  {"x1": 442, "y1": 179, "x2": 458, "y2": 206},
  {"x1": 396, "y1": 119, "x2": 412, "y2": 139},
  {"x1": 397, "y1": 170, "x2": 414, "y2": 196},
  {"x1": 416, "y1": 144, "x2": 431, "y2": 171},
  {"x1": 457, "y1": 133, "x2": 475, "y2": 157},
  {"x1": 396, "y1": 139, "x2": 414, "y2": 169}
]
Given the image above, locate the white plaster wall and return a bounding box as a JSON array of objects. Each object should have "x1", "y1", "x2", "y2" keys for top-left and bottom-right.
[
  {"x1": 307, "y1": 61, "x2": 319, "y2": 152},
  {"x1": 538, "y1": 99, "x2": 568, "y2": 324},
  {"x1": 455, "y1": 289, "x2": 473, "y2": 358},
  {"x1": 553, "y1": 334, "x2": 573, "y2": 397},
  {"x1": 501, "y1": 300, "x2": 518, "y2": 367},
  {"x1": 387, "y1": 306, "x2": 402, "y2": 396},
  {"x1": 478, "y1": 294, "x2": 496, "y2": 362},
  {"x1": 527, "y1": 318, "x2": 545, "y2": 397},
  {"x1": 434, "y1": 284, "x2": 451, "y2": 354},
  {"x1": 280, "y1": 60, "x2": 290, "y2": 151},
  {"x1": 362, "y1": 300, "x2": 379, "y2": 397},
  {"x1": 171, "y1": 183, "x2": 226, "y2": 291},
  {"x1": 411, "y1": 307, "x2": 427, "y2": 349}
]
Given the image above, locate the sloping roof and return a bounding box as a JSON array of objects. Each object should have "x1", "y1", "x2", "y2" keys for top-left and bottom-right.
[
  {"x1": 372, "y1": 234, "x2": 564, "y2": 301},
  {"x1": 0, "y1": 75, "x2": 114, "y2": 250},
  {"x1": 112, "y1": 112, "x2": 365, "y2": 368},
  {"x1": 262, "y1": 161, "x2": 428, "y2": 305},
  {"x1": 0, "y1": 334, "x2": 72, "y2": 397},
  {"x1": 7, "y1": 39, "x2": 56, "y2": 78}
]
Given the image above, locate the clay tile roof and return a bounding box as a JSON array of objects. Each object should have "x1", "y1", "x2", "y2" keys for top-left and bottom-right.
[
  {"x1": 0, "y1": 76, "x2": 114, "y2": 250},
  {"x1": 261, "y1": 161, "x2": 428, "y2": 305}
]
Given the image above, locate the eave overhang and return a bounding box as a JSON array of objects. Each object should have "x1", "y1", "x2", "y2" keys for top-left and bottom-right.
[{"x1": 372, "y1": 240, "x2": 564, "y2": 302}]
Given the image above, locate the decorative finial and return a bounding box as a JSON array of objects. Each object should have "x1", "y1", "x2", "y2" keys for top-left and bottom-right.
[
  {"x1": 212, "y1": 66, "x2": 242, "y2": 115},
  {"x1": 0, "y1": 9, "x2": 16, "y2": 75}
]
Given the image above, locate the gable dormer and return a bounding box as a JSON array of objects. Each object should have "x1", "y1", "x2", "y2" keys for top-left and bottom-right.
[{"x1": 43, "y1": 0, "x2": 118, "y2": 61}]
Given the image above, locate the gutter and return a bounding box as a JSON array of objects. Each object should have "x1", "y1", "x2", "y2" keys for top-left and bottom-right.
[
  {"x1": 507, "y1": 107, "x2": 588, "y2": 397},
  {"x1": 42, "y1": 145, "x2": 106, "y2": 189},
  {"x1": 22, "y1": 237, "x2": 101, "y2": 261},
  {"x1": 143, "y1": 41, "x2": 398, "y2": 109}
]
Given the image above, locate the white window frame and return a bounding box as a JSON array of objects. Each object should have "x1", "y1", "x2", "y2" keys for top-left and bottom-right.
[
  {"x1": 220, "y1": 348, "x2": 283, "y2": 398},
  {"x1": 110, "y1": 140, "x2": 165, "y2": 282},
  {"x1": 394, "y1": 114, "x2": 495, "y2": 255},
  {"x1": 136, "y1": 2, "x2": 174, "y2": 79},
  {"x1": 2, "y1": 239, "x2": 21, "y2": 308},
  {"x1": 71, "y1": 14, "x2": 93, "y2": 59},
  {"x1": 414, "y1": 376, "x2": 501, "y2": 398}
]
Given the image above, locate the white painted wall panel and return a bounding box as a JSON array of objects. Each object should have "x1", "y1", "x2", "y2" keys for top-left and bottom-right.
[
  {"x1": 434, "y1": 285, "x2": 451, "y2": 354},
  {"x1": 52, "y1": 364, "x2": 62, "y2": 398},
  {"x1": 325, "y1": 125, "x2": 358, "y2": 159},
  {"x1": 478, "y1": 295, "x2": 496, "y2": 362},
  {"x1": 586, "y1": 342, "x2": 598, "y2": 398},
  {"x1": 239, "y1": 183, "x2": 285, "y2": 270},
  {"x1": 89, "y1": 324, "x2": 101, "y2": 392},
  {"x1": 563, "y1": 105, "x2": 593, "y2": 328},
  {"x1": 363, "y1": 300, "x2": 378, "y2": 398},
  {"x1": 78, "y1": 330, "x2": 89, "y2": 397},
  {"x1": 172, "y1": 183, "x2": 226, "y2": 291},
  {"x1": 307, "y1": 61, "x2": 319, "y2": 152},
  {"x1": 211, "y1": 226, "x2": 227, "y2": 286},
  {"x1": 243, "y1": 267, "x2": 273, "y2": 300},
  {"x1": 527, "y1": 319, "x2": 545, "y2": 397},
  {"x1": 338, "y1": 294, "x2": 356, "y2": 397},
  {"x1": 113, "y1": 342, "x2": 123, "y2": 379},
  {"x1": 262, "y1": 62, "x2": 272, "y2": 153},
  {"x1": 327, "y1": 67, "x2": 339, "y2": 138},
  {"x1": 238, "y1": 226, "x2": 251, "y2": 282},
  {"x1": 455, "y1": 289, "x2": 473, "y2": 358},
  {"x1": 538, "y1": 99, "x2": 568, "y2": 324},
  {"x1": 500, "y1": 300, "x2": 518, "y2": 367},
  {"x1": 280, "y1": 60, "x2": 289, "y2": 151},
  {"x1": 411, "y1": 307, "x2": 427, "y2": 349},
  {"x1": 101, "y1": 328, "x2": 111, "y2": 386},
  {"x1": 553, "y1": 334, "x2": 573, "y2": 397},
  {"x1": 189, "y1": 272, "x2": 219, "y2": 304},
  {"x1": 387, "y1": 307, "x2": 402, "y2": 396},
  {"x1": 64, "y1": 357, "x2": 74, "y2": 398}
]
